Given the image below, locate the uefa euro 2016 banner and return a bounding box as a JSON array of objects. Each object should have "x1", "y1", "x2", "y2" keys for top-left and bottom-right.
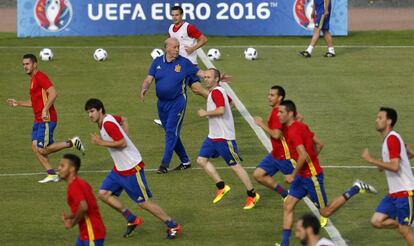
[{"x1": 17, "y1": 0, "x2": 347, "y2": 37}]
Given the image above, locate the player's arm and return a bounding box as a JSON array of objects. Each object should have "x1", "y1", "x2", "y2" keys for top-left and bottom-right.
[
  {"x1": 140, "y1": 75, "x2": 154, "y2": 101},
  {"x1": 6, "y1": 98, "x2": 32, "y2": 107},
  {"x1": 313, "y1": 135, "x2": 324, "y2": 155},
  {"x1": 41, "y1": 86, "x2": 57, "y2": 121},
  {"x1": 119, "y1": 116, "x2": 129, "y2": 135},
  {"x1": 190, "y1": 82, "x2": 209, "y2": 98},
  {"x1": 192, "y1": 34, "x2": 207, "y2": 51},
  {"x1": 198, "y1": 107, "x2": 224, "y2": 117},
  {"x1": 406, "y1": 144, "x2": 414, "y2": 159},
  {"x1": 361, "y1": 148, "x2": 400, "y2": 172},
  {"x1": 62, "y1": 200, "x2": 88, "y2": 229},
  {"x1": 90, "y1": 132, "x2": 127, "y2": 149},
  {"x1": 254, "y1": 116, "x2": 282, "y2": 139},
  {"x1": 286, "y1": 145, "x2": 308, "y2": 183}
]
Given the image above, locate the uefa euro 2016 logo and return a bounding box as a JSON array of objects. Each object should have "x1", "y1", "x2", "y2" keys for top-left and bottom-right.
[
  {"x1": 293, "y1": 0, "x2": 315, "y2": 30},
  {"x1": 34, "y1": 0, "x2": 73, "y2": 32}
]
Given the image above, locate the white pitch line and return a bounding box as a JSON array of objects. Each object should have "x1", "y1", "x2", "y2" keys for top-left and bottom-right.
[
  {"x1": 0, "y1": 165, "x2": 394, "y2": 177},
  {"x1": 1, "y1": 45, "x2": 414, "y2": 49},
  {"x1": 197, "y1": 48, "x2": 347, "y2": 246}
]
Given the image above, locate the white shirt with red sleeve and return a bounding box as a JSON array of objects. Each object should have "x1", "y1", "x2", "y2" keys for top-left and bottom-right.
[
  {"x1": 207, "y1": 86, "x2": 235, "y2": 140},
  {"x1": 100, "y1": 114, "x2": 142, "y2": 174},
  {"x1": 382, "y1": 130, "x2": 414, "y2": 193},
  {"x1": 168, "y1": 22, "x2": 202, "y2": 64}
]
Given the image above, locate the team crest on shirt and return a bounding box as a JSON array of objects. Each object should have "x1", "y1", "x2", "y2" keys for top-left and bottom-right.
[
  {"x1": 156, "y1": 65, "x2": 161, "y2": 70},
  {"x1": 175, "y1": 64, "x2": 181, "y2": 73}
]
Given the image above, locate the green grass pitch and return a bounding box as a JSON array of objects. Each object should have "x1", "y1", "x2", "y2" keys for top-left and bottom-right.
[{"x1": 0, "y1": 31, "x2": 413, "y2": 245}]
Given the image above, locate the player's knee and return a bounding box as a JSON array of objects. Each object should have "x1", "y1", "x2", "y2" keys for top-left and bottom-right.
[
  {"x1": 283, "y1": 198, "x2": 295, "y2": 212},
  {"x1": 370, "y1": 216, "x2": 383, "y2": 228},
  {"x1": 31, "y1": 143, "x2": 37, "y2": 153},
  {"x1": 320, "y1": 208, "x2": 332, "y2": 217},
  {"x1": 196, "y1": 157, "x2": 207, "y2": 167},
  {"x1": 253, "y1": 169, "x2": 264, "y2": 182},
  {"x1": 37, "y1": 147, "x2": 48, "y2": 155},
  {"x1": 98, "y1": 190, "x2": 110, "y2": 201},
  {"x1": 398, "y1": 224, "x2": 411, "y2": 237}
]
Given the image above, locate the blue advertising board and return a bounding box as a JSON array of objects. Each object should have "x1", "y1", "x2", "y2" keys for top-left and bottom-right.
[{"x1": 17, "y1": 0, "x2": 347, "y2": 37}]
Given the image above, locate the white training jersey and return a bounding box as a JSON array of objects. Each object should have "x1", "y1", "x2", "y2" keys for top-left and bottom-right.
[
  {"x1": 316, "y1": 237, "x2": 336, "y2": 246},
  {"x1": 382, "y1": 130, "x2": 414, "y2": 194},
  {"x1": 207, "y1": 86, "x2": 235, "y2": 140},
  {"x1": 100, "y1": 114, "x2": 142, "y2": 171},
  {"x1": 168, "y1": 22, "x2": 198, "y2": 64}
]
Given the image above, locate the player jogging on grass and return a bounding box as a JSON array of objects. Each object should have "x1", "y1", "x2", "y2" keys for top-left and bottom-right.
[
  {"x1": 6, "y1": 54, "x2": 85, "y2": 183},
  {"x1": 85, "y1": 98, "x2": 181, "y2": 239},
  {"x1": 277, "y1": 100, "x2": 377, "y2": 246},
  {"x1": 196, "y1": 68, "x2": 260, "y2": 209},
  {"x1": 59, "y1": 154, "x2": 106, "y2": 246},
  {"x1": 299, "y1": 0, "x2": 335, "y2": 58},
  {"x1": 362, "y1": 107, "x2": 414, "y2": 246},
  {"x1": 253, "y1": 85, "x2": 293, "y2": 199}
]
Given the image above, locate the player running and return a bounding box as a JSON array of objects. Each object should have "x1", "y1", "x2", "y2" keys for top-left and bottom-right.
[
  {"x1": 253, "y1": 85, "x2": 293, "y2": 199},
  {"x1": 362, "y1": 107, "x2": 414, "y2": 245},
  {"x1": 277, "y1": 100, "x2": 377, "y2": 246},
  {"x1": 7, "y1": 54, "x2": 85, "y2": 183},
  {"x1": 85, "y1": 98, "x2": 181, "y2": 239},
  {"x1": 196, "y1": 68, "x2": 260, "y2": 209},
  {"x1": 59, "y1": 154, "x2": 106, "y2": 246}
]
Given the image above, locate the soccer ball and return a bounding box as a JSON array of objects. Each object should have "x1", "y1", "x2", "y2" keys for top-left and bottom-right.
[
  {"x1": 39, "y1": 48, "x2": 53, "y2": 61},
  {"x1": 93, "y1": 48, "x2": 108, "y2": 61},
  {"x1": 244, "y1": 47, "x2": 258, "y2": 60},
  {"x1": 150, "y1": 48, "x2": 164, "y2": 60},
  {"x1": 207, "y1": 48, "x2": 221, "y2": 61}
]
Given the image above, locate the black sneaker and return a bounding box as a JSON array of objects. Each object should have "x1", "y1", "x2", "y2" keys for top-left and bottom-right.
[
  {"x1": 157, "y1": 166, "x2": 168, "y2": 174},
  {"x1": 324, "y1": 52, "x2": 336, "y2": 57},
  {"x1": 299, "y1": 50, "x2": 311, "y2": 58},
  {"x1": 173, "y1": 163, "x2": 191, "y2": 171}
]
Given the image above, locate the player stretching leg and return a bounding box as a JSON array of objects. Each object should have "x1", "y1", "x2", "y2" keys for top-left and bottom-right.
[
  {"x1": 7, "y1": 54, "x2": 85, "y2": 183},
  {"x1": 253, "y1": 86, "x2": 293, "y2": 199},
  {"x1": 362, "y1": 107, "x2": 414, "y2": 246},
  {"x1": 277, "y1": 100, "x2": 377, "y2": 246},
  {"x1": 196, "y1": 68, "x2": 260, "y2": 209},
  {"x1": 85, "y1": 98, "x2": 181, "y2": 239}
]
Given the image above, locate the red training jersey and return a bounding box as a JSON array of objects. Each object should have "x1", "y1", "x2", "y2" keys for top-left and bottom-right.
[
  {"x1": 268, "y1": 106, "x2": 290, "y2": 160},
  {"x1": 283, "y1": 121, "x2": 323, "y2": 177},
  {"x1": 99, "y1": 115, "x2": 145, "y2": 176},
  {"x1": 67, "y1": 176, "x2": 106, "y2": 241},
  {"x1": 30, "y1": 71, "x2": 57, "y2": 122}
]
